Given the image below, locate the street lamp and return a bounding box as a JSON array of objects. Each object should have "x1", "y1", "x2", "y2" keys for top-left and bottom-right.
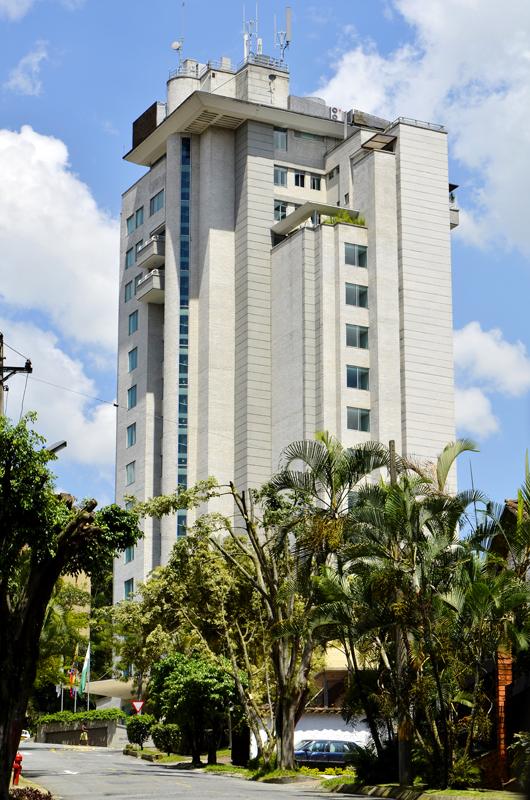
[{"x1": 46, "y1": 440, "x2": 67, "y2": 455}]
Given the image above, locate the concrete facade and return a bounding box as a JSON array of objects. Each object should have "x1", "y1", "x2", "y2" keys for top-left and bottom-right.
[{"x1": 114, "y1": 53, "x2": 458, "y2": 601}]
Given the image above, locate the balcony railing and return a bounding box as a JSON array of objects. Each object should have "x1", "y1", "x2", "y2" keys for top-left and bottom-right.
[
  {"x1": 136, "y1": 236, "x2": 165, "y2": 270},
  {"x1": 136, "y1": 269, "x2": 165, "y2": 304}
]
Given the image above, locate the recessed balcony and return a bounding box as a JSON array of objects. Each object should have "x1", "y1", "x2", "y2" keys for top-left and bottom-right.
[
  {"x1": 136, "y1": 269, "x2": 165, "y2": 304},
  {"x1": 136, "y1": 236, "x2": 165, "y2": 270}
]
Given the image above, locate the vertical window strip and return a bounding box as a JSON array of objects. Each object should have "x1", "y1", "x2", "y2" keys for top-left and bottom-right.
[{"x1": 177, "y1": 137, "x2": 191, "y2": 537}]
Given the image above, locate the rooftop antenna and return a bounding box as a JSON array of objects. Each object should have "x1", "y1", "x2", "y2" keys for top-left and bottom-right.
[
  {"x1": 274, "y1": 6, "x2": 292, "y2": 62},
  {"x1": 171, "y1": 39, "x2": 184, "y2": 69},
  {"x1": 243, "y1": 4, "x2": 259, "y2": 60}
]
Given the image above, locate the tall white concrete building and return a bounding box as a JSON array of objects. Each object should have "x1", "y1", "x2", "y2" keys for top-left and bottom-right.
[{"x1": 114, "y1": 49, "x2": 459, "y2": 602}]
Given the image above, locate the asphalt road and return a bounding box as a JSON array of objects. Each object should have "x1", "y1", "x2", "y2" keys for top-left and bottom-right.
[{"x1": 19, "y1": 742, "x2": 346, "y2": 800}]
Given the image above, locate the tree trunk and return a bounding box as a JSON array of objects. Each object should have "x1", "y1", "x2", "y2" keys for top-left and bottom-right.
[
  {"x1": 0, "y1": 637, "x2": 39, "y2": 800},
  {"x1": 349, "y1": 639, "x2": 384, "y2": 758},
  {"x1": 276, "y1": 697, "x2": 296, "y2": 770}
]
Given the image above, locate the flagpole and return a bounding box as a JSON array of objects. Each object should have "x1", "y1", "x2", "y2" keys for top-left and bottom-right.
[{"x1": 87, "y1": 647, "x2": 90, "y2": 711}]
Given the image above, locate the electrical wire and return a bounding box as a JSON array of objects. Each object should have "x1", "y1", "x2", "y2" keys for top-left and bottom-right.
[
  {"x1": 27, "y1": 374, "x2": 189, "y2": 432},
  {"x1": 19, "y1": 373, "x2": 29, "y2": 421},
  {"x1": 3, "y1": 340, "x2": 30, "y2": 361}
]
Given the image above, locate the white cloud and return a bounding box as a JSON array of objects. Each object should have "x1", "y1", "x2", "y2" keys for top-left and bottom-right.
[
  {"x1": 455, "y1": 387, "x2": 499, "y2": 439},
  {"x1": 0, "y1": 0, "x2": 85, "y2": 20},
  {"x1": 0, "y1": 0, "x2": 35, "y2": 20},
  {"x1": 1, "y1": 318, "x2": 116, "y2": 468},
  {"x1": 313, "y1": 0, "x2": 530, "y2": 254},
  {"x1": 454, "y1": 322, "x2": 530, "y2": 396},
  {"x1": 0, "y1": 126, "x2": 119, "y2": 352},
  {"x1": 4, "y1": 41, "x2": 48, "y2": 96}
]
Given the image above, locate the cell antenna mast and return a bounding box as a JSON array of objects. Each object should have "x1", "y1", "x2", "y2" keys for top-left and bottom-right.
[
  {"x1": 243, "y1": 3, "x2": 259, "y2": 59},
  {"x1": 274, "y1": 6, "x2": 292, "y2": 61}
]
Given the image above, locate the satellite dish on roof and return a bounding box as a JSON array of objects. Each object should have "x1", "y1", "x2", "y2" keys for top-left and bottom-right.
[{"x1": 171, "y1": 40, "x2": 183, "y2": 51}]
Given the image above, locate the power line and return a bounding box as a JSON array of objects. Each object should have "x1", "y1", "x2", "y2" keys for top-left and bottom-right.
[
  {"x1": 29, "y1": 375, "x2": 119, "y2": 408},
  {"x1": 27, "y1": 375, "x2": 187, "y2": 431},
  {"x1": 4, "y1": 340, "x2": 30, "y2": 361},
  {"x1": 19, "y1": 373, "x2": 29, "y2": 422}
]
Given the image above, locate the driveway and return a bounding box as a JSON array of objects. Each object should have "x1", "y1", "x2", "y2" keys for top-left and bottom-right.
[{"x1": 19, "y1": 742, "x2": 350, "y2": 800}]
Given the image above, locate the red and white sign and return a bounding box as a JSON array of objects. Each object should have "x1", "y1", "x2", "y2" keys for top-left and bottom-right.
[{"x1": 132, "y1": 701, "x2": 145, "y2": 714}]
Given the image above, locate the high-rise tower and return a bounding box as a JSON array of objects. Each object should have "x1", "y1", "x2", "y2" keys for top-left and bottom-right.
[{"x1": 114, "y1": 49, "x2": 459, "y2": 602}]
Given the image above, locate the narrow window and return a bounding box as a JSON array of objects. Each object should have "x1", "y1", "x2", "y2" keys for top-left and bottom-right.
[
  {"x1": 124, "y1": 546, "x2": 134, "y2": 564},
  {"x1": 125, "y1": 461, "x2": 136, "y2": 485},
  {"x1": 124, "y1": 578, "x2": 134, "y2": 599},
  {"x1": 124, "y1": 281, "x2": 133, "y2": 302},
  {"x1": 346, "y1": 366, "x2": 370, "y2": 390},
  {"x1": 134, "y1": 273, "x2": 143, "y2": 294},
  {"x1": 149, "y1": 189, "x2": 165, "y2": 216},
  {"x1": 128, "y1": 347, "x2": 138, "y2": 372},
  {"x1": 127, "y1": 385, "x2": 137, "y2": 410},
  {"x1": 274, "y1": 165, "x2": 287, "y2": 187},
  {"x1": 135, "y1": 206, "x2": 144, "y2": 228},
  {"x1": 135, "y1": 240, "x2": 143, "y2": 259},
  {"x1": 126, "y1": 422, "x2": 136, "y2": 447},
  {"x1": 274, "y1": 199, "x2": 288, "y2": 221},
  {"x1": 345, "y1": 283, "x2": 368, "y2": 308},
  {"x1": 294, "y1": 171, "x2": 305, "y2": 188},
  {"x1": 125, "y1": 248, "x2": 134, "y2": 269},
  {"x1": 126, "y1": 215, "x2": 135, "y2": 235},
  {"x1": 310, "y1": 175, "x2": 321, "y2": 191},
  {"x1": 128, "y1": 310, "x2": 138, "y2": 335},
  {"x1": 346, "y1": 324, "x2": 369, "y2": 349},
  {"x1": 345, "y1": 243, "x2": 368, "y2": 267},
  {"x1": 273, "y1": 127, "x2": 288, "y2": 150},
  {"x1": 347, "y1": 407, "x2": 370, "y2": 432}
]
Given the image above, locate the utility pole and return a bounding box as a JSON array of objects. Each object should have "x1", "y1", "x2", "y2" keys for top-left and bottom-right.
[
  {"x1": 0, "y1": 331, "x2": 33, "y2": 417},
  {"x1": 389, "y1": 439, "x2": 411, "y2": 787}
]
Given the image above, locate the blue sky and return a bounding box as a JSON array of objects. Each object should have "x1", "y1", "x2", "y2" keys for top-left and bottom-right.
[{"x1": 1, "y1": 0, "x2": 529, "y2": 507}]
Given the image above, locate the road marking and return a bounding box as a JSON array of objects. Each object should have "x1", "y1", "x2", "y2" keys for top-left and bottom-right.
[{"x1": 62, "y1": 770, "x2": 79, "y2": 774}]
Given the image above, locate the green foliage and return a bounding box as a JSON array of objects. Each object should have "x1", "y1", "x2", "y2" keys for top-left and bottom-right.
[
  {"x1": 150, "y1": 653, "x2": 236, "y2": 732},
  {"x1": 448, "y1": 756, "x2": 481, "y2": 789},
  {"x1": 345, "y1": 741, "x2": 398, "y2": 785},
  {"x1": 509, "y1": 732, "x2": 530, "y2": 789},
  {"x1": 321, "y1": 209, "x2": 366, "y2": 227},
  {"x1": 34, "y1": 578, "x2": 90, "y2": 696},
  {"x1": 126, "y1": 714, "x2": 155, "y2": 749},
  {"x1": 0, "y1": 414, "x2": 144, "y2": 796},
  {"x1": 37, "y1": 709, "x2": 125, "y2": 724},
  {"x1": 151, "y1": 723, "x2": 181, "y2": 756}
]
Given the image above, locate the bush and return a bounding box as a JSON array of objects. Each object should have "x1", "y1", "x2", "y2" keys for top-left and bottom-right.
[
  {"x1": 126, "y1": 714, "x2": 155, "y2": 750},
  {"x1": 37, "y1": 709, "x2": 125, "y2": 725},
  {"x1": 345, "y1": 740, "x2": 398, "y2": 785},
  {"x1": 509, "y1": 731, "x2": 530, "y2": 791},
  {"x1": 448, "y1": 755, "x2": 481, "y2": 789},
  {"x1": 151, "y1": 723, "x2": 181, "y2": 756},
  {"x1": 10, "y1": 790, "x2": 53, "y2": 799}
]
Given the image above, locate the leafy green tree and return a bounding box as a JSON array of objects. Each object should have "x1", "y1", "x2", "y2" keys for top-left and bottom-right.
[
  {"x1": 30, "y1": 578, "x2": 90, "y2": 715},
  {"x1": 126, "y1": 713, "x2": 155, "y2": 749},
  {"x1": 151, "y1": 723, "x2": 181, "y2": 756},
  {"x1": 0, "y1": 415, "x2": 141, "y2": 800},
  {"x1": 150, "y1": 654, "x2": 237, "y2": 765}
]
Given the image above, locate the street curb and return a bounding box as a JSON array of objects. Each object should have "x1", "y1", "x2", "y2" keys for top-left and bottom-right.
[{"x1": 325, "y1": 786, "x2": 525, "y2": 799}]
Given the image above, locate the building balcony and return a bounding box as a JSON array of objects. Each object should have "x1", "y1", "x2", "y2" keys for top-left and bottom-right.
[
  {"x1": 136, "y1": 269, "x2": 165, "y2": 304},
  {"x1": 136, "y1": 236, "x2": 165, "y2": 270},
  {"x1": 450, "y1": 207, "x2": 460, "y2": 229}
]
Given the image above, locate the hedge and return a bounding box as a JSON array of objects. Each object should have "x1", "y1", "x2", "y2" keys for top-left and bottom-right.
[{"x1": 37, "y1": 709, "x2": 126, "y2": 725}]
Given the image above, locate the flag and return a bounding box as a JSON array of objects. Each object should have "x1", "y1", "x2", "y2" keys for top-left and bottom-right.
[{"x1": 79, "y1": 644, "x2": 90, "y2": 695}]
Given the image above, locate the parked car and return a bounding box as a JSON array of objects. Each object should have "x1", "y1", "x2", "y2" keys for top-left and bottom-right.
[
  {"x1": 20, "y1": 730, "x2": 31, "y2": 741},
  {"x1": 294, "y1": 738, "x2": 360, "y2": 768}
]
